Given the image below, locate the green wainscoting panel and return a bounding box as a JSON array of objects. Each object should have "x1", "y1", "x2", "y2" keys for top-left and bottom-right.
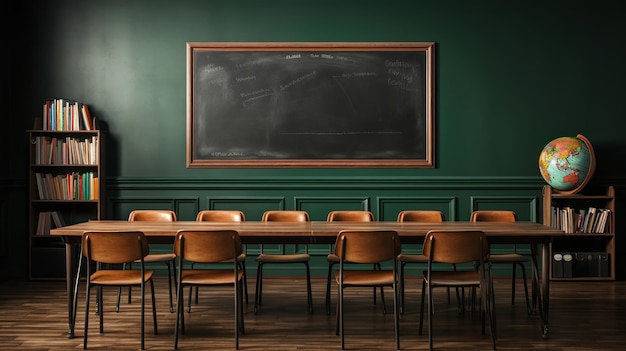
[{"x1": 104, "y1": 176, "x2": 552, "y2": 277}]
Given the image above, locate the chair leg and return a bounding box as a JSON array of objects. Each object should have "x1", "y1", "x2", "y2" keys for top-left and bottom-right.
[
  {"x1": 115, "y1": 263, "x2": 128, "y2": 313},
  {"x1": 254, "y1": 262, "x2": 264, "y2": 314},
  {"x1": 304, "y1": 262, "x2": 313, "y2": 313},
  {"x1": 339, "y1": 284, "x2": 345, "y2": 350},
  {"x1": 150, "y1": 280, "x2": 158, "y2": 335},
  {"x1": 235, "y1": 285, "x2": 241, "y2": 350},
  {"x1": 427, "y1": 284, "x2": 434, "y2": 351},
  {"x1": 174, "y1": 284, "x2": 184, "y2": 349},
  {"x1": 399, "y1": 262, "x2": 405, "y2": 314},
  {"x1": 517, "y1": 263, "x2": 531, "y2": 314},
  {"x1": 487, "y1": 271, "x2": 497, "y2": 350},
  {"x1": 419, "y1": 279, "x2": 426, "y2": 336},
  {"x1": 394, "y1": 282, "x2": 400, "y2": 350},
  {"x1": 335, "y1": 285, "x2": 340, "y2": 336},
  {"x1": 240, "y1": 261, "x2": 249, "y2": 305},
  {"x1": 491, "y1": 273, "x2": 498, "y2": 341},
  {"x1": 326, "y1": 261, "x2": 336, "y2": 315},
  {"x1": 98, "y1": 286, "x2": 104, "y2": 333},
  {"x1": 237, "y1": 281, "x2": 245, "y2": 335},
  {"x1": 83, "y1": 282, "x2": 91, "y2": 349},
  {"x1": 255, "y1": 262, "x2": 311, "y2": 314},
  {"x1": 197, "y1": 261, "x2": 248, "y2": 310},
  {"x1": 374, "y1": 263, "x2": 387, "y2": 314},
  {"x1": 127, "y1": 263, "x2": 133, "y2": 304},
  {"x1": 165, "y1": 261, "x2": 174, "y2": 313},
  {"x1": 511, "y1": 264, "x2": 517, "y2": 305},
  {"x1": 72, "y1": 253, "x2": 83, "y2": 328},
  {"x1": 187, "y1": 281, "x2": 194, "y2": 313}
]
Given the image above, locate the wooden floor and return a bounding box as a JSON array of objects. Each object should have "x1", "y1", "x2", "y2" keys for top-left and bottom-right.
[{"x1": 1, "y1": 277, "x2": 625, "y2": 350}]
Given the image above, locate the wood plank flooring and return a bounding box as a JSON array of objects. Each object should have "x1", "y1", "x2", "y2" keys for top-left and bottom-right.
[{"x1": 1, "y1": 277, "x2": 625, "y2": 350}]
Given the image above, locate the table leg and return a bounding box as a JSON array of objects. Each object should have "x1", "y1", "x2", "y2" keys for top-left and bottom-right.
[
  {"x1": 540, "y1": 241, "x2": 550, "y2": 338},
  {"x1": 64, "y1": 242, "x2": 77, "y2": 338},
  {"x1": 529, "y1": 241, "x2": 550, "y2": 338}
]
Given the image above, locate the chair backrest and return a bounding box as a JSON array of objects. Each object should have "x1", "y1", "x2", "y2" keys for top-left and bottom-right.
[
  {"x1": 470, "y1": 210, "x2": 517, "y2": 222},
  {"x1": 129, "y1": 209, "x2": 177, "y2": 222},
  {"x1": 174, "y1": 230, "x2": 242, "y2": 263},
  {"x1": 422, "y1": 230, "x2": 489, "y2": 265},
  {"x1": 196, "y1": 210, "x2": 245, "y2": 222},
  {"x1": 327, "y1": 210, "x2": 374, "y2": 222},
  {"x1": 397, "y1": 210, "x2": 444, "y2": 222},
  {"x1": 335, "y1": 230, "x2": 401, "y2": 264},
  {"x1": 262, "y1": 210, "x2": 310, "y2": 222},
  {"x1": 82, "y1": 231, "x2": 149, "y2": 264}
]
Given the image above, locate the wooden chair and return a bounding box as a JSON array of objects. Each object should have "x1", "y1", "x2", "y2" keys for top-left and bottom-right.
[
  {"x1": 117, "y1": 210, "x2": 177, "y2": 314},
  {"x1": 419, "y1": 230, "x2": 496, "y2": 351},
  {"x1": 334, "y1": 230, "x2": 401, "y2": 350},
  {"x1": 193, "y1": 210, "x2": 248, "y2": 310},
  {"x1": 396, "y1": 210, "x2": 446, "y2": 313},
  {"x1": 173, "y1": 229, "x2": 245, "y2": 350},
  {"x1": 325, "y1": 210, "x2": 377, "y2": 315},
  {"x1": 470, "y1": 210, "x2": 531, "y2": 313},
  {"x1": 255, "y1": 210, "x2": 313, "y2": 314},
  {"x1": 82, "y1": 231, "x2": 158, "y2": 350}
]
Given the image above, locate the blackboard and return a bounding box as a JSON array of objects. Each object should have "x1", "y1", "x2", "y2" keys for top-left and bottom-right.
[{"x1": 186, "y1": 42, "x2": 434, "y2": 168}]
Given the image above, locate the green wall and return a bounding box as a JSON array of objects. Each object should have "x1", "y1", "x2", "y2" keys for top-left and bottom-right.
[
  {"x1": 5, "y1": 0, "x2": 626, "y2": 279},
  {"x1": 11, "y1": 0, "x2": 626, "y2": 179}
]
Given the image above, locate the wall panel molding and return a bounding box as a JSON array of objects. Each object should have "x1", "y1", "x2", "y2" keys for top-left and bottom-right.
[
  {"x1": 107, "y1": 196, "x2": 200, "y2": 220},
  {"x1": 377, "y1": 196, "x2": 457, "y2": 221},
  {"x1": 109, "y1": 176, "x2": 547, "y2": 190},
  {"x1": 470, "y1": 195, "x2": 538, "y2": 222}
]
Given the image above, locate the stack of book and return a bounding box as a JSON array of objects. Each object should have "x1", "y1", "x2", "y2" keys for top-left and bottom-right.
[
  {"x1": 34, "y1": 172, "x2": 99, "y2": 200},
  {"x1": 35, "y1": 211, "x2": 66, "y2": 236},
  {"x1": 550, "y1": 206, "x2": 611, "y2": 234},
  {"x1": 41, "y1": 98, "x2": 95, "y2": 131}
]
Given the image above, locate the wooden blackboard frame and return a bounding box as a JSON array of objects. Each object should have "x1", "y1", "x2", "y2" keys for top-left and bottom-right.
[{"x1": 186, "y1": 42, "x2": 435, "y2": 168}]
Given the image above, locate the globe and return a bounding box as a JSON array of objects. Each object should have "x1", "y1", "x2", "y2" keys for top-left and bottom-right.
[{"x1": 538, "y1": 134, "x2": 596, "y2": 194}]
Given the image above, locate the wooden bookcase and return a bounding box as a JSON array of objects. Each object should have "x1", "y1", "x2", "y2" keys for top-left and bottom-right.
[
  {"x1": 542, "y1": 185, "x2": 615, "y2": 281},
  {"x1": 27, "y1": 130, "x2": 104, "y2": 280}
]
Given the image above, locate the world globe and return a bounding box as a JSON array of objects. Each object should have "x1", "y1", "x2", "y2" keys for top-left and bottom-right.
[{"x1": 538, "y1": 134, "x2": 596, "y2": 194}]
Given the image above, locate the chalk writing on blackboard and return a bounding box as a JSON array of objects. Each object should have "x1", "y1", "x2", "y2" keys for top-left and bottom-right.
[{"x1": 187, "y1": 42, "x2": 435, "y2": 168}]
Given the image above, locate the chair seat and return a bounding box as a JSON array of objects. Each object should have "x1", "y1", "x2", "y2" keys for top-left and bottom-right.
[
  {"x1": 489, "y1": 253, "x2": 528, "y2": 263},
  {"x1": 335, "y1": 270, "x2": 395, "y2": 286},
  {"x1": 424, "y1": 270, "x2": 480, "y2": 287},
  {"x1": 223, "y1": 254, "x2": 247, "y2": 263},
  {"x1": 91, "y1": 269, "x2": 154, "y2": 285},
  {"x1": 138, "y1": 253, "x2": 176, "y2": 263},
  {"x1": 256, "y1": 253, "x2": 310, "y2": 263},
  {"x1": 182, "y1": 269, "x2": 244, "y2": 285},
  {"x1": 327, "y1": 253, "x2": 339, "y2": 262},
  {"x1": 398, "y1": 253, "x2": 427, "y2": 263}
]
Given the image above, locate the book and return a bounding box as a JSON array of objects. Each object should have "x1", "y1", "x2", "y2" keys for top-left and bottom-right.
[
  {"x1": 575, "y1": 211, "x2": 583, "y2": 233},
  {"x1": 35, "y1": 212, "x2": 45, "y2": 236},
  {"x1": 594, "y1": 209, "x2": 610, "y2": 234},
  {"x1": 81, "y1": 104, "x2": 93, "y2": 131},
  {"x1": 50, "y1": 211, "x2": 66, "y2": 228},
  {"x1": 584, "y1": 207, "x2": 597, "y2": 233},
  {"x1": 36, "y1": 211, "x2": 52, "y2": 236},
  {"x1": 35, "y1": 173, "x2": 46, "y2": 200},
  {"x1": 602, "y1": 208, "x2": 612, "y2": 233}
]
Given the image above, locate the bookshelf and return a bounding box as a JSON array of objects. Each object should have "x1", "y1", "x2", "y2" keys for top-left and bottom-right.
[
  {"x1": 27, "y1": 129, "x2": 104, "y2": 280},
  {"x1": 542, "y1": 185, "x2": 615, "y2": 281}
]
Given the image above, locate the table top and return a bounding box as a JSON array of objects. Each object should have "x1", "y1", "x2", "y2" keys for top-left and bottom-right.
[{"x1": 50, "y1": 220, "x2": 564, "y2": 244}]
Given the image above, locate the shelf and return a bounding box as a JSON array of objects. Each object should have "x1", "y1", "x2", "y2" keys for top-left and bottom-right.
[
  {"x1": 543, "y1": 185, "x2": 616, "y2": 281},
  {"x1": 28, "y1": 129, "x2": 105, "y2": 280}
]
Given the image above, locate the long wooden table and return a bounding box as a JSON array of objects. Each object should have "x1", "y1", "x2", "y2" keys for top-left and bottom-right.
[{"x1": 51, "y1": 220, "x2": 564, "y2": 339}]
